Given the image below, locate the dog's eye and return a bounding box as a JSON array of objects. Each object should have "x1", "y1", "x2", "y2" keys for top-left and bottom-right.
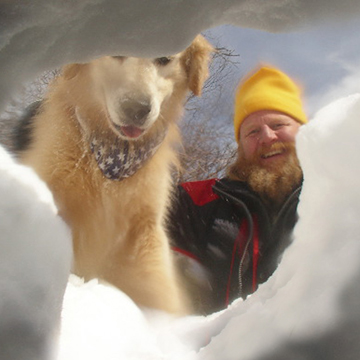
[
  {"x1": 154, "y1": 57, "x2": 172, "y2": 66},
  {"x1": 113, "y1": 56, "x2": 126, "y2": 61}
]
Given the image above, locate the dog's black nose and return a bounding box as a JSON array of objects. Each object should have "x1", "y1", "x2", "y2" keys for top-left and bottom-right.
[{"x1": 121, "y1": 99, "x2": 151, "y2": 127}]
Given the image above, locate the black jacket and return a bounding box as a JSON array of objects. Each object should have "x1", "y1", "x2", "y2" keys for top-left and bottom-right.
[{"x1": 167, "y1": 177, "x2": 301, "y2": 314}]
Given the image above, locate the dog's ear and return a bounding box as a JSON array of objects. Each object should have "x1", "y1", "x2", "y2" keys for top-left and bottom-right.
[
  {"x1": 181, "y1": 35, "x2": 214, "y2": 96},
  {"x1": 62, "y1": 63, "x2": 85, "y2": 80}
]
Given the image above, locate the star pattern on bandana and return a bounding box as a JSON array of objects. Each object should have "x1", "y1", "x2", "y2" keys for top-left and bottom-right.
[
  {"x1": 90, "y1": 129, "x2": 167, "y2": 181},
  {"x1": 105, "y1": 156, "x2": 114, "y2": 165}
]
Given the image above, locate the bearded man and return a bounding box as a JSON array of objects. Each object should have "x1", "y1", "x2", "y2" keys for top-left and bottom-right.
[{"x1": 167, "y1": 66, "x2": 308, "y2": 315}]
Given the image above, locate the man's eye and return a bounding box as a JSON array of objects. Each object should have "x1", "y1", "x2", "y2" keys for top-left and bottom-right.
[
  {"x1": 247, "y1": 129, "x2": 259, "y2": 137},
  {"x1": 273, "y1": 122, "x2": 289, "y2": 129},
  {"x1": 154, "y1": 57, "x2": 172, "y2": 66}
]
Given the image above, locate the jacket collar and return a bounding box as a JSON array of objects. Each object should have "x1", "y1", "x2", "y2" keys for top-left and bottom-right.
[{"x1": 213, "y1": 177, "x2": 302, "y2": 219}]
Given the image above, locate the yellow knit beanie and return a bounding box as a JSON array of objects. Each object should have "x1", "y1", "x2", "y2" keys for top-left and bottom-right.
[{"x1": 233, "y1": 66, "x2": 307, "y2": 142}]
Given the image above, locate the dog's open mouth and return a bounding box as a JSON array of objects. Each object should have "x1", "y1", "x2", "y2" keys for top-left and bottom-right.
[{"x1": 114, "y1": 124, "x2": 145, "y2": 139}]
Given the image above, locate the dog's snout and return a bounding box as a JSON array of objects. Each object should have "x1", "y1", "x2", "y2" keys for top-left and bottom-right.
[{"x1": 121, "y1": 98, "x2": 151, "y2": 127}]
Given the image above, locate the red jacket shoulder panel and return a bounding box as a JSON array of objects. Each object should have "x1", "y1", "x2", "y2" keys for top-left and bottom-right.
[{"x1": 181, "y1": 179, "x2": 219, "y2": 206}]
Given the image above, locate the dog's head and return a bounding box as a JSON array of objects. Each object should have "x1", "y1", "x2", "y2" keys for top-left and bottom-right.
[{"x1": 62, "y1": 35, "x2": 213, "y2": 141}]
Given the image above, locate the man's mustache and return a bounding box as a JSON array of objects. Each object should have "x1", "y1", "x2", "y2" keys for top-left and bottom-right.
[{"x1": 252, "y1": 142, "x2": 296, "y2": 163}]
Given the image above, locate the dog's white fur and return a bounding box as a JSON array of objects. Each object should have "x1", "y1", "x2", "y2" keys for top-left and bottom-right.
[{"x1": 19, "y1": 35, "x2": 213, "y2": 314}]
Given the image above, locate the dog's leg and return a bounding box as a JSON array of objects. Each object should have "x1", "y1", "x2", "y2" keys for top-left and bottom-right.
[{"x1": 106, "y1": 225, "x2": 188, "y2": 315}]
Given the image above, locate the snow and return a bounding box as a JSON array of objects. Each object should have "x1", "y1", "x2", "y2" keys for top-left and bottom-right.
[
  {"x1": 0, "y1": 147, "x2": 72, "y2": 360},
  {"x1": 57, "y1": 93, "x2": 359, "y2": 360},
  {"x1": 2, "y1": 1, "x2": 360, "y2": 359},
  {"x1": 2, "y1": 94, "x2": 360, "y2": 359},
  {"x1": 58, "y1": 276, "x2": 164, "y2": 360}
]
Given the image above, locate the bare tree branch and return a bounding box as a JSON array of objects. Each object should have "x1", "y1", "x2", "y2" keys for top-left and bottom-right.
[{"x1": 177, "y1": 41, "x2": 240, "y2": 182}]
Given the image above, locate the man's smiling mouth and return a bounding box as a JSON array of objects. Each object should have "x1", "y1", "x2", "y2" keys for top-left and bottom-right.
[{"x1": 261, "y1": 150, "x2": 284, "y2": 159}]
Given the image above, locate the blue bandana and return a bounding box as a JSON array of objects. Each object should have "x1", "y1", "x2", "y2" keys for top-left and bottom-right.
[{"x1": 90, "y1": 130, "x2": 167, "y2": 181}]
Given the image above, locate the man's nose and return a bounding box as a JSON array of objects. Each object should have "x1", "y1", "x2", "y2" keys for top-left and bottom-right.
[{"x1": 259, "y1": 125, "x2": 277, "y2": 144}]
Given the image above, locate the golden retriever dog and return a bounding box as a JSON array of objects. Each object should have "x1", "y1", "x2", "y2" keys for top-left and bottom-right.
[{"x1": 14, "y1": 35, "x2": 213, "y2": 314}]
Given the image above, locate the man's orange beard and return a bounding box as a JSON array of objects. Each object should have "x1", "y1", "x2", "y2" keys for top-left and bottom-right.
[{"x1": 227, "y1": 142, "x2": 302, "y2": 209}]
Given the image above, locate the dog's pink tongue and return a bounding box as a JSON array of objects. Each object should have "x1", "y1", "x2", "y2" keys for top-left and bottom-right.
[{"x1": 121, "y1": 125, "x2": 144, "y2": 138}]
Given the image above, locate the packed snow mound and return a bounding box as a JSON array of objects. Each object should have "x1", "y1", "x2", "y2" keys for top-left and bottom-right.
[
  {"x1": 58, "y1": 276, "x2": 166, "y2": 360},
  {"x1": 33, "y1": 93, "x2": 360, "y2": 360},
  {"x1": 0, "y1": 148, "x2": 72, "y2": 360},
  {"x1": 2, "y1": 94, "x2": 360, "y2": 359}
]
